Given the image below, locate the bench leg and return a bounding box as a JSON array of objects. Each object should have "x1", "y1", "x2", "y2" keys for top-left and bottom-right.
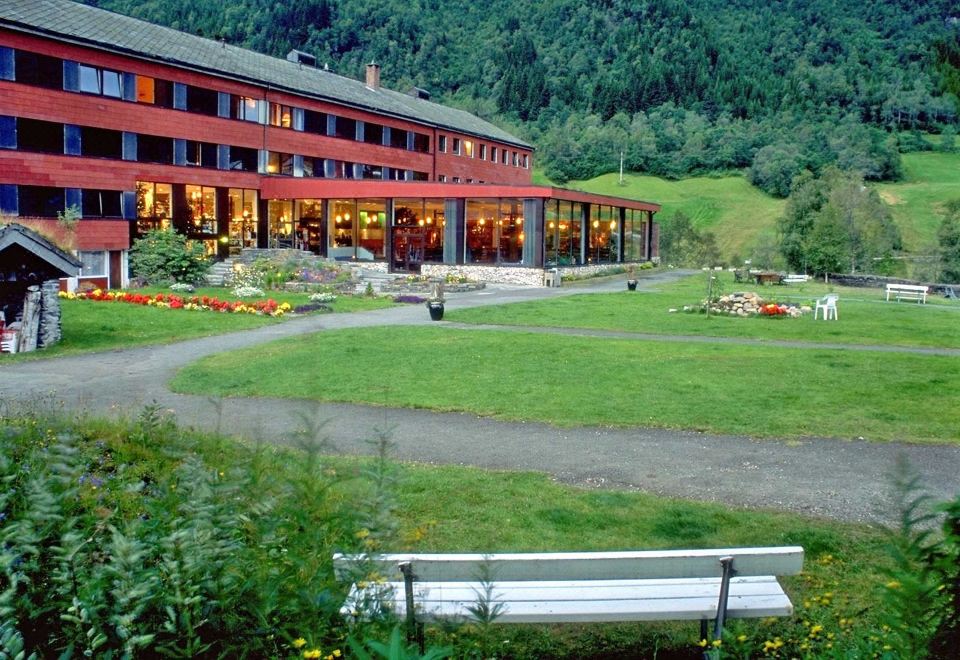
[
  {"x1": 713, "y1": 556, "x2": 736, "y2": 642},
  {"x1": 399, "y1": 562, "x2": 423, "y2": 652}
]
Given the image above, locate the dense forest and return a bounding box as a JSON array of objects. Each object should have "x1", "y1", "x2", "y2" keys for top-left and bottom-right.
[{"x1": 84, "y1": 0, "x2": 960, "y2": 194}]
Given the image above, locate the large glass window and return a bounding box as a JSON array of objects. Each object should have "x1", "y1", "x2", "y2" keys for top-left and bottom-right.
[
  {"x1": 413, "y1": 132, "x2": 430, "y2": 153},
  {"x1": 357, "y1": 198, "x2": 386, "y2": 260},
  {"x1": 392, "y1": 198, "x2": 444, "y2": 270},
  {"x1": 228, "y1": 188, "x2": 257, "y2": 254},
  {"x1": 544, "y1": 200, "x2": 583, "y2": 267},
  {"x1": 77, "y1": 251, "x2": 106, "y2": 277},
  {"x1": 81, "y1": 189, "x2": 122, "y2": 218},
  {"x1": 78, "y1": 64, "x2": 122, "y2": 98},
  {"x1": 269, "y1": 103, "x2": 293, "y2": 128},
  {"x1": 137, "y1": 134, "x2": 173, "y2": 164},
  {"x1": 463, "y1": 140, "x2": 474, "y2": 158},
  {"x1": 334, "y1": 116, "x2": 356, "y2": 140},
  {"x1": 136, "y1": 77, "x2": 173, "y2": 107},
  {"x1": 360, "y1": 163, "x2": 383, "y2": 180},
  {"x1": 136, "y1": 181, "x2": 172, "y2": 233},
  {"x1": 465, "y1": 199, "x2": 498, "y2": 264},
  {"x1": 624, "y1": 209, "x2": 643, "y2": 262},
  {"x1": 185, "y1": 85, "x2": 219, "y2": 116},
  {"x1": 268, "y1": 200, "x2": 294, "y2": 248},
  {"x1": 229, "y1": 145, "x2": 258, "y2": 171},
  {"x1": 14, "y1": 51, "x2": 62, "y2": 90},
  {"x1": 17, "y1": 118, "x2": 63, "y2": 154},
  {"x1": 389, "y1": 128, "x2": 408, "y2": 149},
  {"x1": 329, "y1": 199, "x2": 356, "y2": 257},
  {"x1": 80, "y1": 126, "x2": 122, "y2": 159},
  {"x1": 589, "y1": 205, "x2": 618, "y2": 264},
  {"x1": 363, "y1": 122, "x2": 384, "y2": 145},
  {"x1": 304, "y1": 109, "x2": 327, "y2": 134},
  {"x1": 233, "y1": 95, "x2": 261, "y2": 122},
  {"x1": 266, "y1": 152, "x2": 294, "y2": 175},
  {"x1": 497, "y1": 198, "x2": 524, "y2": 264},
  {"x1": 185, "y1": 184, "x2": 217, "y2": 234},
  {"x1": 296, "y1": 199, "x2": 323, "y2": 253},
  {"x1": 185, "y1": 140, "x2": 217, "y2": 168},
  {"x1": 17, "y1": 185, "x2": 64, "y2": 217}
]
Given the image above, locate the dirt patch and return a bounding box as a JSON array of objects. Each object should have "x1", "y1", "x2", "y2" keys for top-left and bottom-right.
[{"x1": 878, "y1": 190, "x2": 902, "y2": 205}]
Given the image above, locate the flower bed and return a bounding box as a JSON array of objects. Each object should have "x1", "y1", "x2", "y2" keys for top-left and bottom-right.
[{"x1": 60, "y1": 289, "x2": 291, "y2": 317}]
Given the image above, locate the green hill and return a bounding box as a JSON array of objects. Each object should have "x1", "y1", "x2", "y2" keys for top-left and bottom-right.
[{"x1": 552, "y1": 150, "x2": 960, "y2": 265}]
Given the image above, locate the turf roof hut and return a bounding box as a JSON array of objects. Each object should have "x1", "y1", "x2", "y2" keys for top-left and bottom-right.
[{"x1": 0, "y1": 223, "x2": 80, "y2": 351}]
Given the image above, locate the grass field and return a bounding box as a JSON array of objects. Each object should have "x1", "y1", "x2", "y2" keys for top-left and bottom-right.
[
  {"x1": 876, "y1": 151, "x2": 960, "y2": 252},
  {"x1": 449, "y1": 272, "x2": 960, "y2": 348}
]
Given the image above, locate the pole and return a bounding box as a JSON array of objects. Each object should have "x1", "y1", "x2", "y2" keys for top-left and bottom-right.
[{"x1": 619, "y1": 150, "x2": 624, "y2": 185}]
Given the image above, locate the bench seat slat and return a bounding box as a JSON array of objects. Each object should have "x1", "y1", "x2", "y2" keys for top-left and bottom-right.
[{"x1": 343, "y1": 576, "x2": 792, "y2": 624}]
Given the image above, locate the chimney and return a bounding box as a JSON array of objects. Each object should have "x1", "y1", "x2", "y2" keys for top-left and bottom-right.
[{"x1": 365, "y1": 62, "x2": 380, "y2": 90}]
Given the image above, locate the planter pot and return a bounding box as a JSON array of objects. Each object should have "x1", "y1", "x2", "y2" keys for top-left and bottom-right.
[
  {"x1": 427, "y1": 301, "x2": 445, "y2": 321},
  {"x1": 627, "y1": 279, "x2": 638, "y2": 291}
]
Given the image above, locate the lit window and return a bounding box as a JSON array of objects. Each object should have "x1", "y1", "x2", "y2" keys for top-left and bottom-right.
[
  {"x1": 463, "y1": 140, "x2": 473, "y2": 158},
  {"x1": 136, "y1": 76, "x2": 155, "y2": 103}
]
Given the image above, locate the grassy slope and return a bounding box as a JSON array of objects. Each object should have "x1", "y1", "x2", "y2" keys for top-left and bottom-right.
[
  {"x1": 876, "y1": 151, "x2": 960, "y2": 252},
  {"x1": 543, "y1": 150, "x2": 960, "y2": 261}
]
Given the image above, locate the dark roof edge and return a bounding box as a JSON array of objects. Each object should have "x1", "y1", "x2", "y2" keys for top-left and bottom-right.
[
  {"x1": 0, "y1": 222, "x2": 82, "y2": 274},
  {"x1": 0, "y1": 20, "x2": 533, "y2": 150}
]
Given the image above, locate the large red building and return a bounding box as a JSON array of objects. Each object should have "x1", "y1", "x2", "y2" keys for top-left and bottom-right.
[{"x1": 0, "y1": 0, "x2": 658, "y2": 288}]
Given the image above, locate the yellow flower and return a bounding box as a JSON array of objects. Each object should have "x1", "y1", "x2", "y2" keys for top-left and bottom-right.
[
  {"x1": 697, "y1": 639, "x2": 708, "y2": 647},
  {"x1": 737, "y1": 634, "x2": 747, "y2": 642},
  {"x1": 292, "y1": 638, "x2": 307, "y2": 649},
  {"x1": 303, "y1": 650, "x2": 322, "y2": 659},
  {"x1": 810, "y1": 624, "x2": 823, "y2": 635},
  {"x1": 711, "y1": 639, "x2": 722, "y2": 648},
  {"x1": 885, "y1": 580, "x2": 901, "y2": 590},
  {"x1": 355, "y1": 528, "x2": 370, "y2": 539},
  {"x1": 332, "y1": 651, "x2": 341, "y2": 658}
]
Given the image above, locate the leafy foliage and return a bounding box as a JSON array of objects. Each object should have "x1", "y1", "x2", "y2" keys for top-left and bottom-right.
[
  {"x1": 657, "y1": 211, "x2": 721, "y2": 267},
  {"x1": 937, "y1": 199, "x2": 960, "y2": 283},
  {"x1": 129, "y1": 228, "x2": 210, "y2": 286},
  {"x1": 778, "y1": 167, "x2": 902, "y2": 275},
  {"x1": 85, "y1": 0, "x2": 958, "y2": 188}
]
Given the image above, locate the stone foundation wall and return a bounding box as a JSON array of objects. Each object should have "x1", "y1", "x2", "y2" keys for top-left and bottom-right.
[
  {"x1": 38, "y1": 280, "x2": 62, "y2": 348},
  {"x1": 828, "y1": 273, "x2": 956, "y2": 296},
  {"x1": 421, "y1": 264, "x2": 545, "y2": 286}
]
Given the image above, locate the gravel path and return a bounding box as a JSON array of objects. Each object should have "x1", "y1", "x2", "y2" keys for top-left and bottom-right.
[{"x1": 2, "y1": 270, "x2": 957, "y2": 525}]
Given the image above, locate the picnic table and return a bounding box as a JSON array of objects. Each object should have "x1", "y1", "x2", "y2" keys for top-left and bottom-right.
[{"x1": 753, "y1": 272, "x2": 783, "y2": 285}]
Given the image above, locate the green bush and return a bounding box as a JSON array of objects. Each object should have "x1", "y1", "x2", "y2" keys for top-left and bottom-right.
[{"x1": 130, "y1": 229, "x2": 210, "y2": 286}]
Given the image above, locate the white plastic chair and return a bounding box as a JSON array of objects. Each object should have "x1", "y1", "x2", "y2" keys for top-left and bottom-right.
[{"x1": 814, "y1": 294, "x2": 838, "y2": 320}]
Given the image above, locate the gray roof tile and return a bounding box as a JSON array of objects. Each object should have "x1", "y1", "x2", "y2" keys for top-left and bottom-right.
[{"x1": 0, "y1": 0, "x2": 530, "y2": 148}]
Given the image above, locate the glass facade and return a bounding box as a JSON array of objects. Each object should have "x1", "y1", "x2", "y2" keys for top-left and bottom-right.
[
  {"x1": 228, "y1": 188, "x2": 258, "y2": 255},
  {"x1": 135, "y1": 181, "x2": 172, "y2": 233},
  {"x1": 393, "y1": 198, "x2": 444, "y2": 270},
  {"x1": 544, "y1": 200, "x2": 583, "y2": 267},
  {"x1": 267, "y1": 200, "x2": 294, "y2": 248}
]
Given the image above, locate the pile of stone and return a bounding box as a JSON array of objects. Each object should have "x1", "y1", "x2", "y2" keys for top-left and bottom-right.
[{"x1": 709, "y1": 291, "x2": 766, "y2": 316}]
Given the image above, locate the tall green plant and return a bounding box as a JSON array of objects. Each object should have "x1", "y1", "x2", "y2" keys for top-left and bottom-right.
[{"x1": 130, "y1": 229, "x2": 210, "y2": 286}]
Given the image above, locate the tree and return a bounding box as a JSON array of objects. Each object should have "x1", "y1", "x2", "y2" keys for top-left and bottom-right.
[
  {"x1": 130, "y1": 229, "x2": 210, "y2": 285},
  {"x1": 748, "y1": 143, "x2": 805, "y2": 197},
  {"x1": 658, "y1": 211, "x2": 721, "y2": 267},
  {"x1": 938, "y1": 200, "x2": 960, "y2": 283}
]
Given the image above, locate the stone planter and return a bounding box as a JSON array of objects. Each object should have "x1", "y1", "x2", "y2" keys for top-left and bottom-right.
[
  {"x1": 627, "y1": 279, "x2": 638, "y2": 291},
  {"x1": 427, "y1": 301, "x2": 445, "y2": 321}
]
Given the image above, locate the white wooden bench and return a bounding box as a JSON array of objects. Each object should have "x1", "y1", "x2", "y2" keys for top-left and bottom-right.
[
  {"x1": 334, "y1": 546, "x2": 803, "y2": 648},
  {"x1": 885, "y1": 283, "x2": 928, "y2": 303},
  {"x1": 783, "y1": 274, "x2": 809, "y2": 284}
]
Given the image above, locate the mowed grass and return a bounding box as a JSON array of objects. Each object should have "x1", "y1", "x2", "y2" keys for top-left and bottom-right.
[
  {"x1": 564, "y1": 171, "x2": 786, "y2": 259},
  {"x1": 171, "y1": 325, "x2": 960, "y2": 443},
  {"x1": 0, "y1": 288, "x2": 396, "y2": 361},
  {"x1": 876, "y1": 151, "x2": 960, "y2": 251},
  {"x1": 449, "y1": 272, "x2": 960, "y2": 348}
]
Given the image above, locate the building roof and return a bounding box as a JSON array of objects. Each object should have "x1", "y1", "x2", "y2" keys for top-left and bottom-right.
[
  {"x1": 0, "y1": 223, "x2": 82, "y2": 277},
  {"x1": 0, "y1": 0, "x2": 531, "y2": 149}
]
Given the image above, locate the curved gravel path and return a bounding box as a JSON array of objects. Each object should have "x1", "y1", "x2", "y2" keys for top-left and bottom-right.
[{"x1": 1, "y1": 270, "x2": 957, "y2": 525}]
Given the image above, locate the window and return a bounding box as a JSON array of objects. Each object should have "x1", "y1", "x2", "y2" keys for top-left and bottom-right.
[
  {"x1": 413, "y1": 132, "x2": 430, "y2": 153},
  {"x1": 303, "y1": 109, "x2": 327, "y2": 134},
  {"x1": 17, "y1": 185, "x2": 64, "y2": 217},
  {"x1": 136, "y1": 77, "x2": 173, "y2": 107},
  {"x1": 185, "y1": 184, "x2": 217, "y2": 234},
  {"x1": 523, "y1": 154, "x2": 529, "y2": 169},
  {"x1": 137, "y1": 135, "x2": 173, "y2": 164},
  {"x1": 490, "y1": 146, "x2": 498, "y2": 162},
  {"x1": 269, "y1": 103, "x2": 293, "y2": 128},
  {"x1": 438, "y1": 135, "x2": 447, "y2": 153},
  {"x1": 185, "y1": 140, "x2": 217, "y2": 168},
  {"x1": 80, "y1": 126, "x2": 122, "y2": 159},
  {"x1": 136, "y1": 181, "x2": 172, "y2": 232},
  {"x1": 233, "y1": 95, "x2": 261, "y2": 122},
  {"x1": 334, "y1": 116, "x2": 357, "y2": 140},
  {"x1": 185, "y1": 85, "x2": 219, "y2": 116},
  {"x1": 412, "y1": 171, "x2": 429, "y2": 181},
  {"x1": 78, "y1": 64, "x2": 122, "y2": 98},
  {"x1": 501, "y1": 148, "x2": 508, "y2": 164},
  {"x1": 81, "y1": 189, "x2": 122, "y2": 217},
  {"x1": 452, "y1": 137, "x2": 461, "y2": 155},
  {"x1": 78, "y1": 251, "x2": 106, "y2": 277},
  {"x1": 228, "y1": 145, "x2": 258, "y2": 171},
  {"x1": 363, "y1": 122, "x2": 384, "y2": 145},
  {"x1": 267, "y1": 152, "x2": 294, "y2": 175},
  {"x1": 479, "y1": 144, "x2": 486, "y2": 160},
  {"x1": 17, "y1": 118, "x2": 63, "y2": 154},
  {"x1": 360, "y1": 164, "x2": 383, "y2": 180},
  {"x1": 437, "y1": 175, "x2": 447, "y2": 182},
  {"x1": 452, "y1": 177, "x2": 461, "y2": 183},
  {"x1": 14, "y1": 51, "x2": 62, "y2": 90},
  {"x1": 389, "y1": 128, "x2": 408, "y2": 149},
  {"x1": 463, "y1": 140, "x2": 474, "y2": 158},
  {"x1": 512, "y1": 151, "x2": 518, "y2": 166}
]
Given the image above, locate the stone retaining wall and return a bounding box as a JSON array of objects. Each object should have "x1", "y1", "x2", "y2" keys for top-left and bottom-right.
[{"x1": 827, "y1": 273, "x2": 956, "y2": 296}]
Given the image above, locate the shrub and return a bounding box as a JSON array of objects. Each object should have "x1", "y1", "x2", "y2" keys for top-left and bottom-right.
[
  {"x1": 232, "y1": 285, "x2": 265, "y2": 298},
  {"x1": 130, "y1": 229, "x2": 210, "y2": 286}
]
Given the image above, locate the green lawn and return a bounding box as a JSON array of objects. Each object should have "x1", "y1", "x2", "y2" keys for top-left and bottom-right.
[
  {"x1": 449, "y1": 272, "x2": 960, "y2": 349},
  {"x1": 0, "y1": 288, "x2": 396, "y2": 361},
  {"x1": 171, "y1": 324, "x2": 960, "y2": 443},
  {"x1": 876, "y1": 151, "x2": 960, "y2": 252}
]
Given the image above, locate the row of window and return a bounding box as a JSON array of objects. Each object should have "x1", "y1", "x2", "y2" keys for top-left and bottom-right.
[
  {"x1": 1, "y1": 47, "x2": 442, "y2": 155},
  {"x1": 437, "y1": 135, "x2": 529, "y2": 168},
  {"x1": 0, "y1": 116, "x2": 428, "y2": 180},
  {"x1": 0, "y1": 184, "x2": 126, "y2": 219}
]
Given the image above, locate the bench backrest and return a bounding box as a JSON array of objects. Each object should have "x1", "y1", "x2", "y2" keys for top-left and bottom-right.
[
  {"x1": 334, "y1": 547, "x2": 804, "y2": 583},
  {"x1": 886, "y1": 283, "x2": 928, "y2": 292}
]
